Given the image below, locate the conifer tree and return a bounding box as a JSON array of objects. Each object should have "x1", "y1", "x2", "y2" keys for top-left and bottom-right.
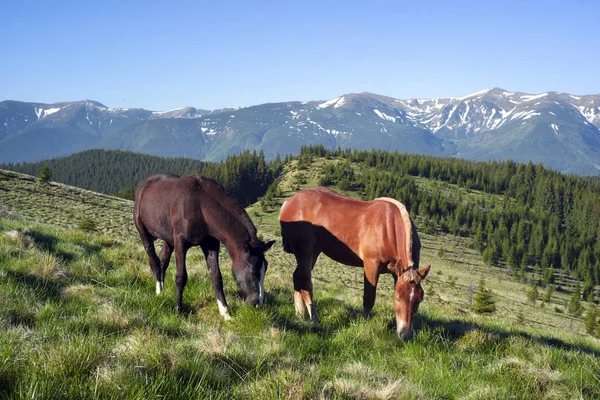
[
  {"x1": 526, "y1": 284, "x2": 539, "y2": 306},
  {"x1": 584, "y1": 306, "x2": 598, "y2": 337},
  {"x1": 568, "y1": 282, "x2": 584, "y2": 317},
  {"x1": 543, "y1": 285, "x2": 554, "y2": 304},
  {"x1": 39, "y1": 164, "x2": 52, "y2": 183},
  {"x1": 471, "y1": 279, "x2": 496, "y2": 314}
]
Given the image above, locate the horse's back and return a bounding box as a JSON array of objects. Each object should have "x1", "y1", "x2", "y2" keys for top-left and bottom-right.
[
  {"x1": 280, "y1": 187, "x2": 415, "y2": 268},
  {"x1": 134, "y1": 174, "x2": 199, "y2": 243},
  {"x1": 280, "y1": 187, "x2": 374, "y2": 265}
]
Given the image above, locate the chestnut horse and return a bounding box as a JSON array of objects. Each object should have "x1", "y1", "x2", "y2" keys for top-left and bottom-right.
[
  {"x1": 134, "y1": 174, "x2": 274, "y2": 319},
  {"x1": 280, "y1": 187, "x2": 430, "y2": 340}
]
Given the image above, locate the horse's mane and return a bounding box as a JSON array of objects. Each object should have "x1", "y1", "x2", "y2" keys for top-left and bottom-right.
[
  {"x1": 195, "y1": 175, "x2": 259, "y2": 243},
  {"x1": 400, "y1": 268, "x2": 422, "y2": 284},
  {"x1": 375, "y1": 197, "x2": 414, "y2": 269}
]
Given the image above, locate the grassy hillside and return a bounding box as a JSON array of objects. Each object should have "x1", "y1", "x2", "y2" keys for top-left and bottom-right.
[{"x1": 1, "y1": 166, "x2": 600, "y2": 399}]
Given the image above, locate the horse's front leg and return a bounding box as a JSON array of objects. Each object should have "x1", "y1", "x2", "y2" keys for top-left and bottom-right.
[
  {"x1": 174, "y1": 236, "x2": 189, "y2": 313},
  {"x1": 201, "y1": 238, "x2": 231, "y2": 320},
  {"x1": 363, "y1": 260, "x2": 381, "y2": 317}
]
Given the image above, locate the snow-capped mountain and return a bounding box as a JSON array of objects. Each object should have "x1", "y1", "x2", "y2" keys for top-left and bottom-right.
[{"x1": 2, "y1": 88, "x2": 600, "y2": 175}]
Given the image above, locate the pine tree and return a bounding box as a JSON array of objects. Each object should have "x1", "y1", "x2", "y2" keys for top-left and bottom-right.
[
  {"x1": 526, "y1": 284, "x2": 539, "y2": 306},
  {"x1": 584, "y1": 306, "x2": 598, "y2": 337},
  {"x1": 471, "y1": 279, "x2": 496, "y2": 314},
  {"x1": 568, "y1": 282, "x2": 584, "y2": 317},
  {"x1": 39, "y1": 164, "x2": 52, "y2": 183},
  {"x1": 543, "y1": 285, "x2": 554, "y2": 304}
]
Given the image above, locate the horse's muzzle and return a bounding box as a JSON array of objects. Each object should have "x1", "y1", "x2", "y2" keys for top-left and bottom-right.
[
  {"x1": 246, "y1": 293, "x2": 260, "y2": 307},
  {"x1": 396, "y1": 317, "x2": 414, "y2": 340}
]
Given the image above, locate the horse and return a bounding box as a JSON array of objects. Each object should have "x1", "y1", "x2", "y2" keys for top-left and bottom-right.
[
  {"x1": 134, "y1": 174, "x2": 275, "y2": 319},
  {"x1": 279, "y1": 187, "x2": 430, "y2": 340}
]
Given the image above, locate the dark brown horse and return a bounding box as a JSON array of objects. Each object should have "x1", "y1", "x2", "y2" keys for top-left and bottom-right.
[
  {"x1": 280, "y1": 187, "x2": 430, "y2": 340},
  {"x1": 134, "y1": 174, "x2": 274, "y2": 319}
]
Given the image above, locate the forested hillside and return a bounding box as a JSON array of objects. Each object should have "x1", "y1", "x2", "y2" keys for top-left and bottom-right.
[
  {"x1": 289, "y1": 146, "x2": 600, "y2": 295},
  {"x1": 4, "y1": 146, "x2": 600, "y2": 294},
  {"x1": 1, "y1": 150, "x2": 204, "y2": 196},
  {"x1": 2, "y1": 149, "x2": 279, "y2": 206}
]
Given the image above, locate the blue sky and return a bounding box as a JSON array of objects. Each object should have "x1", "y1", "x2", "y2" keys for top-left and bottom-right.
[{"x1": 1, "y1": 0, "x2": 599, "y2": 110}]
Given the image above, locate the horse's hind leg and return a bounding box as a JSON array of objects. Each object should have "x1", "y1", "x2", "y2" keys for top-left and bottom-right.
[
  {"x1": 137, "y1": 226, "x2": 162, "y2": 294},
  {"x1": 201, "y1": 237, "x2": 231, "y2": 321},
  {"x1": 293, "y1": 250, "x2": 318, "y2": 321},
  {"x1": 156, "y1": 241, "x2": 173, "y2": 294}
]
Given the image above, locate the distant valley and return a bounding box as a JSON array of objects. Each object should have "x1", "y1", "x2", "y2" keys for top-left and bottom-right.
[{"x1": 2, "y1": 88, "x2": 600, "y2": 175}]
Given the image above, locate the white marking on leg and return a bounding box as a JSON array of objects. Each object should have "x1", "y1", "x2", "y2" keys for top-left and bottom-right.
[
  {"x1": 217, "y1": 299, "x2": 232, "y2": 321},
  {"x1": 156, "y1": 281, "x2": 162, "y2": 295},
  {"x1": 306, "y1": 301, "x2": 314, "y2": 320},
  {"x1": 258, "y1": 261, "x2": 266, "y2": 306},
  {"x1": 294, "y1": 291, "x2": 304, "y2": 318}
]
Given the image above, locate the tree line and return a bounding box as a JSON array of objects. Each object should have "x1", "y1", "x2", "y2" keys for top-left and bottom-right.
[
  {"x1": 2, "y1": 150, "x2": 205, "y2": 197},
  {"x1": 2, "y1": 149, "x2": 278, "y2": 208}
]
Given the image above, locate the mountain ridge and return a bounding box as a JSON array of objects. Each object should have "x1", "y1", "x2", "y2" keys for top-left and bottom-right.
[{"x1": 2, "y1": 87, "x2": 600, "y2": 175}]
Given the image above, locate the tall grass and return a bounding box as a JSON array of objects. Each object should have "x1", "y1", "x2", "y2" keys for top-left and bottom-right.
[{"x1": 1, "y1": 219, "x2": 599, "y2": 399}]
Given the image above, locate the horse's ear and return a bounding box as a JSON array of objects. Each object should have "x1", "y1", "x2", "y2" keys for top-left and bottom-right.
[
  {"x1": 418, "y1": 264, "x2": 431, "y2": 280},
  {"x1": 262, "y1": 240, "x2": 276, "y2": 252}
]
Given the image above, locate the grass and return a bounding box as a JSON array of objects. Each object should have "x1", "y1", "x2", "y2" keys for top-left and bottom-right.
[{"x1": 1, "y1": 165, "x2": 600, "y2": 399}]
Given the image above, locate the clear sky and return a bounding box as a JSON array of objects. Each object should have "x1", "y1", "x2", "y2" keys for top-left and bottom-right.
[{"x1": 1, "y1": 0, "x2": 599, "y2": 111}]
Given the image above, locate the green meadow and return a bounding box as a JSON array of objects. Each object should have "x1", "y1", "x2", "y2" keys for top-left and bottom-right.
[{"x1": 1, "y1": 166, "x2": 599, "y2": 399}]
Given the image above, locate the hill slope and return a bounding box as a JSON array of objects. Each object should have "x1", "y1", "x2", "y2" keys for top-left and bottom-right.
[{"x1": 1, "y1": 166, "x2": 599, "y2": 398}]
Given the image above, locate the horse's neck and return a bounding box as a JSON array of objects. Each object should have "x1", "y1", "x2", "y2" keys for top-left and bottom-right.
[{"x1": 215, "y1": 225, "x2": 253, "y2": 261}]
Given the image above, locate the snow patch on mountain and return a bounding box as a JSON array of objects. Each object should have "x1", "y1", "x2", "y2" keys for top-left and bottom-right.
[
  {"x1": 373, "y1": 109, "x2": 396, "y2": 122},
  {"x1": 153, "y1": 108, "x2": 185, "y2": 115},
  {"x1": 575, "y1": 105, "x2": 598, "y2": 124},
  {"x1": 521, "y1": 93, "x2": 548, "y2": 102},
  {"x1": 317, "y1": 97, "x2": 345, "y2": 109},
  {"x1": 34, "y1": 107, "x2": 61, "y2": 119},
  {"x1": 456, "y1": 88, "x2": 492, "y2": 101}
]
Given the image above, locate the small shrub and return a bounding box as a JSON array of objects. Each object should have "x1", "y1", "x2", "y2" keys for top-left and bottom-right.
[
  {"x1": 438, "y1": 246, "x2": 446, "y2": 258},
  {"x1": 78, "y1": 217, "x2": 97, "y2": 232},
  {"x1": 448, "y1": 275, "x2": 456, "y2": 288}
]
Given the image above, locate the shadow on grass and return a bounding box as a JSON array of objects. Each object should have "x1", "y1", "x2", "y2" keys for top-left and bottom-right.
[
  {"x1": 5, "y1": 269, "x2": 65, "y2": 302},
  {"x1": 26, "y1": 229, "x2": 103, "y2": 262},
  {"x1": 264, "y1": 287, "x2": 365, "y2": 337},
  {"x1": 411, "y1": 314, "x2": 600, "y2": 357},
  {"x1": 266, "y1": 287, "x2": 600, "y2": 357}
]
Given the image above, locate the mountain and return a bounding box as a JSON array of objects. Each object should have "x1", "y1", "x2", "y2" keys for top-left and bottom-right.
[{"x1": 2, "y1": 88, "x2": 600, "y2": 175}]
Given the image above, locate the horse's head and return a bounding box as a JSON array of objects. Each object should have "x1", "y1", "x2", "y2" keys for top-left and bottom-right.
[
  {"x1": 394, "y1": 263, "x2": 430, "y2": 340},
  {"x1": 234, "y1": 239, "x2": 276, "y2": 307}
]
